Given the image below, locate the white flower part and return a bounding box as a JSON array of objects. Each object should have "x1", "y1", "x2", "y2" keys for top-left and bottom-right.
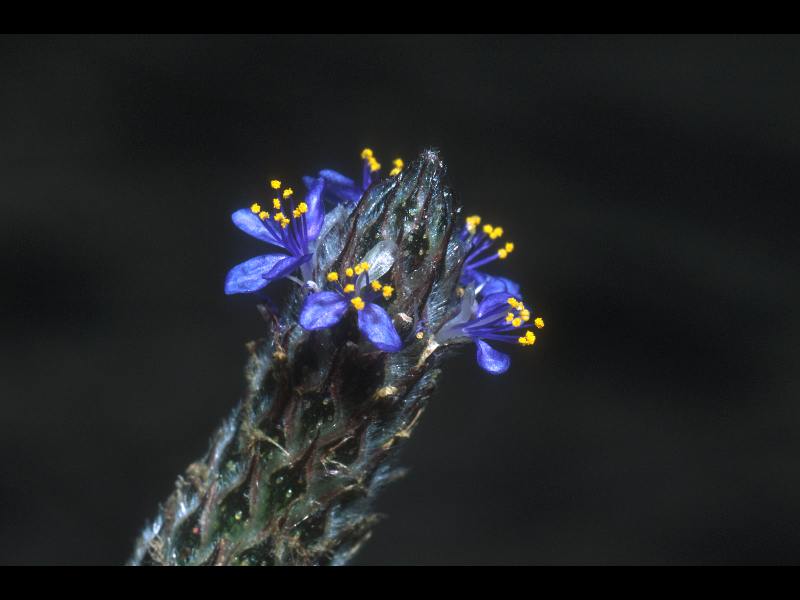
[
  {"x1": 397, "y1": 312, "x2": 413, "y2": 324},
  {"x1": 362, "y1": 240, "x2": 397, "y2": 282},
  {"x1": 306, "y1": 280, "x2": 320, "y2": 292}
]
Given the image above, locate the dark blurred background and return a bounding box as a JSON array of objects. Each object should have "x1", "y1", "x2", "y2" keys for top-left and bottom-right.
[{"x1": 2, "y1": 34, "x2": 800, "y2": 565}]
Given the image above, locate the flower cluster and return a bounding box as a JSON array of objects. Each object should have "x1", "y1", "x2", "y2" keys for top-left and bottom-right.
[
  {"x1": 299, "y1": 261, "x2": 401, "y2": 352},
  {"x1": 224, "y1": 148, "x2": 543, "y2": 374},
  {"x1": 433, "y1": 214, "x2": 544, "y2": 375}
]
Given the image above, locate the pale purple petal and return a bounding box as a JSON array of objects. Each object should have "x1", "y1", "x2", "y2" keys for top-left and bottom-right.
[
  {"x1": 357, "y1": 302, "x2": 402, "y2": 352},
  {"x1": 224, "y1": 253, "x2": 289, "y2": 295},
  {"x1": 231, "y1": 209, "x2": 284, "y2": 247},
  {"x1": 304, "y1": 177, "x2": 325, "y2": 241},
  {"x1": 475, "y1": 273, "x2": 521, "y2": 298},
  {"x1": 299, "y1": 291, "x2": 349, "y2": 330},
  {"x1": 476, "y1": 292, "x2": 516, "y2": 319},
  {"x1": 475, "y1": 340, "x2": 510, "y2": 374}
]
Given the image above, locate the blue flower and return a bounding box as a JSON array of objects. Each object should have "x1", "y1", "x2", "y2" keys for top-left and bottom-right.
[
  {"x1": 299, "y1": 261, "x2": 402, "y2": 352},
  {"x1": 435, "y1": 290, "x2": 543, "y2": 375},
  {"x1": 304, "y1": 148, "x2": 404, "y2": 207},
  {"x1": 224, "y1": 178, "x2": 325, "y2": 295},
  {"x1": 459, "y1": 215, "x2": 520, "y2": 297}
]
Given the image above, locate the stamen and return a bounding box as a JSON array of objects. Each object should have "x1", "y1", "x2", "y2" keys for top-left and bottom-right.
[
  {"x1": 351, "y1": 296, "x2": 365, "y2": 310},
  {"x1": 415, "y1": 331, "x2": 425, "y2": 340},
  {"x1": 505, "y1": 242, "x2": 514, "y2": 253},
  {"x1": 371, "y1": 280, "x2": 383, "y2": 291},
  {"x1": 258, "y1": 211, "x2": 269, "y2": 221},
  {"x1": 389, "y1": 158, "x2": 404, "y2": 176},
  {"x1": 498, "y1": 249, "x2": 508, "y2": 259},
  {"x1": 382, "y1": 285, "x2": 394, "y2": 299},
  {"x1": 345, "y1": 267, "x2": 354, "y2": 278},
  {"x1": 518, "y1": 331, "x2": 536, "y2": 346},
  {"x1": 505, "y1": 312, "x2": 514, "y2": 323},
  {"x1": 270, "y1": 179, "x2": 281, "y2": 190},
  {"x1": 360, "y1": 148, "x2": 373, "y2": 159},
  {"x1": 483, "y1": 224, "x2": 494, "y2": 236},
  {"x1": 326, "y1": 272, "x2": 339, "y2": 282},
  {"x1": 250, "y1": 202, "x2": 261, "y2": 214},
  {"x1": 490, "y1": 227, "x2": 504, "y2": 240},
  {"x1": 297, "y1": 202, "x2": 308, "y2": 214},
  {"x1": 343, "y1": 283, "x2": 355, "y2": 294},
  {"x1": 282, "y1": 188, "x2": 293, "y2": 199},
  {"x1": 465, "y1": 215, "x2": 481, "y2": 233},
  {"x1": 507, "y1": 297, "x2": 520, "y2": 309},
  {"x1": 534, "y1": 317, "x2": 545, "y2": 329},
  {"x1": 273, "y1": 198, "x2": 282, "y2": 210},
  {"x1": 512, "y1": 317, "x2": 522, "y2": 327},
  {"x1": 273, "y1": 212, "x2": 285, "y2": 222}
]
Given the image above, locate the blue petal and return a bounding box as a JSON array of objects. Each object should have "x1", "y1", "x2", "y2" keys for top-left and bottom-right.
[
  {"x1": 224, "y1": 253, "x2": 290, "y2": 295},
  {"x1": 475, "y1": 340, "x2": 511, "y2": 374},
  {"x1": 358, "y1": 302, "x2": 402, "y2": 352},
  {"x1": 318, "y1": 170, "x2": 362, "y2": 205},
  {"x1": 474, "y1": 272, "x2": 521, "y2": 297},
  {"x1": 304, "y1": 177, "x2": 325, "y2": 241},
  {"x1": 231, "y1": 209, "x2": 284, "y2": 248},
  {"x1": 263, "y1": 253, "x2": 312, "y2": 280},
  {"x1": 299, "y1": 291, "x2": 349, "y2": 330},
  {"x1": 476, "y1": 292, "x2": 517, "y2": 319}
]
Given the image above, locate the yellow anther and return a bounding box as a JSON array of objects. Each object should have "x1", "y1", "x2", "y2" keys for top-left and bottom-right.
[
  {"x1": 520, "y1": 309, "x2": 531, "y2": 322},
  {"x1": 535, "y1": 317, "x2": 545, "y2": 329},
  {"x1": 505, "y1": 312, "x2": 514, "y2": 323},
  {"x1": 297, "y1": 202, "x2": 308, "y2": 214},
  {"x1": 282, "y1": 188, "x2": 294, "y2": 199},
  {"x1": 272, "y1": 198, "x2": 282, "y2": 210},
  {"x1": 354, "y1": 264, "x2": 364, "y2": 276},
  {"x1": 466, "y1": 215, "x2": 482, "y2": 233},
  {"x1": 483, "y1": 224, "x2": 494, "y2": 235},
  {"x1": 498, "y1": 249, "x2": 508, "y2": 259},
  {"x1": 258, "y1": 211, "x2": 269, "y2": 221},
  {"x1": 361, "y1": 148, "x2": 374, "y2": 159},
  {"x1": 518, "y1": 331, "x2": 536, "y2": 346},
  {"x1": 512, "y1": 317, "x2": 522, "y2": 327},
  {"x1": 345, "y1": 267, "x2": 354, "y2": 278},
  {"x1": 368, "y1": 157, "x2": 381, "y2": 172},
  {"x1": 360, "y1": 261, "x2": 370, "y2": 271},
  {"x1": 490, "y1": 227, "x2": 504, "y2": 240},
  {"x1": 343, "y1": 283, "x2": 355, "y2": 294},
  {"x1": 292, "y1": 208, "x2": 302, "y2": 218},
  {"x1": 280, "y1": 218, "x2": 290, "y2": 228},
  {"x1": 507, "y1": 297, "x2": 520, "y2": 309},
  {"x1": 250, "y1": 202, "x2": 261, "y2": 214},
  {"x1": 273, "y1": 212, "x2": 285, "y2": 222},
  {"x1": 389, "y1": 158, "x2": 404, "y2": 176},
  {"x1": 505, "y1": 242, "x2": 514, "y2": 253},
  {"x1": 371, "y1": 280, "x2": 383, "y2": 291},
  {"x1": 382, "y1": 285, "x2": 394, "y2": 299},
  {"x1": 351, "y1": 296, "x2": 365, "y2": 311},
  {"x1": 270, "y1": 179, "x2": 281, "y2": 189},
  {"x1": 326, "y1": 272, "x2": 339, "y2": 282},
  {"x1": 415, "y1": 331, "x2": 424, "y2": 340}
]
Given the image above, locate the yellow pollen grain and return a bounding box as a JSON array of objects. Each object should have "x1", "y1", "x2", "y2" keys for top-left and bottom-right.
[
  {"x1": 282, "y1": 188, "x2": 294, "y2": 199},
  {"x1": 273, "y1": 198, "x2": 282, "y2": 210},
  {"x1": 297, "y1": 202, "x2": 308, "y2": 214},
  {"x1": 273, "y1": 212, "x2": 285, "y2": 222},
  {"x1": 326, "y1": 272, "x2": 339, "y2": 282},
  {"x1": 506, "y1": 313, "x2": 514, "y2": 323},
  {"x1": 389, "y1": 158, "x2": 404, "y2": 176},
  {"x1": 361, "y1": 148, "x2": 374, "y2": 159},
  {"x1": 368, "y1": 157, "x2": 381, "y2": 172},
  {"x1": 280, "y1": 218, "x2": 290, "y2": 228},
  {"x1": 505, "y1": 242, "x2": 514, "y2": 253},
  {"x1": 345, "y1": 267, "x2": 354, "y2": 278},
  {"x1": 371, "y1": 280, "x2": 383, "y2": 291},
  {"x1": 258, "y1": 211, "x2": 269, "y2": 221},
  {"x1": 483, "y1": 224, "x2": 494, "y2": 235},
  {"x1": 512, "y1": 317, "x2": 522, "y2": 327},
  {"x1": 415, "y1": 331, "x2": 424, "y2": 339},
  {"x1": 270, "y1": 179, "x2": 281, "y2": 189},
  {"x1": 351, "y1": 296, "x2": 365, "y2": 310},
  {"x1": 490, "y1": 227, "x2": 504, "y2": 240},
  {"x1": 507, "y1": 297, "x2": 520, "y2": 309},
  {"x1": 250, "y1": 202, "x2": 261, "y2": 214},
  {"x1": 292, "y1": 209, "x2": 301, "y2": 218},
  {"x1": 498, "y1": 249, "x2": 508, "y2": 259},
  {"x1": 343, "y1": 283, "x2": 355, "y2": 293},
  {"x1": 535, "y1": 317, "x2": 545, "y2": 329},
  {"x1": 382, "y1": 285, "x2": 394, "y2": 299}
]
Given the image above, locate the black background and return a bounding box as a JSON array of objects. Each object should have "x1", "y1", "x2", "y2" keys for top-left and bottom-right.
[{"x1": 2, "y1": 34, "x2": 800, "y2": 565}]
